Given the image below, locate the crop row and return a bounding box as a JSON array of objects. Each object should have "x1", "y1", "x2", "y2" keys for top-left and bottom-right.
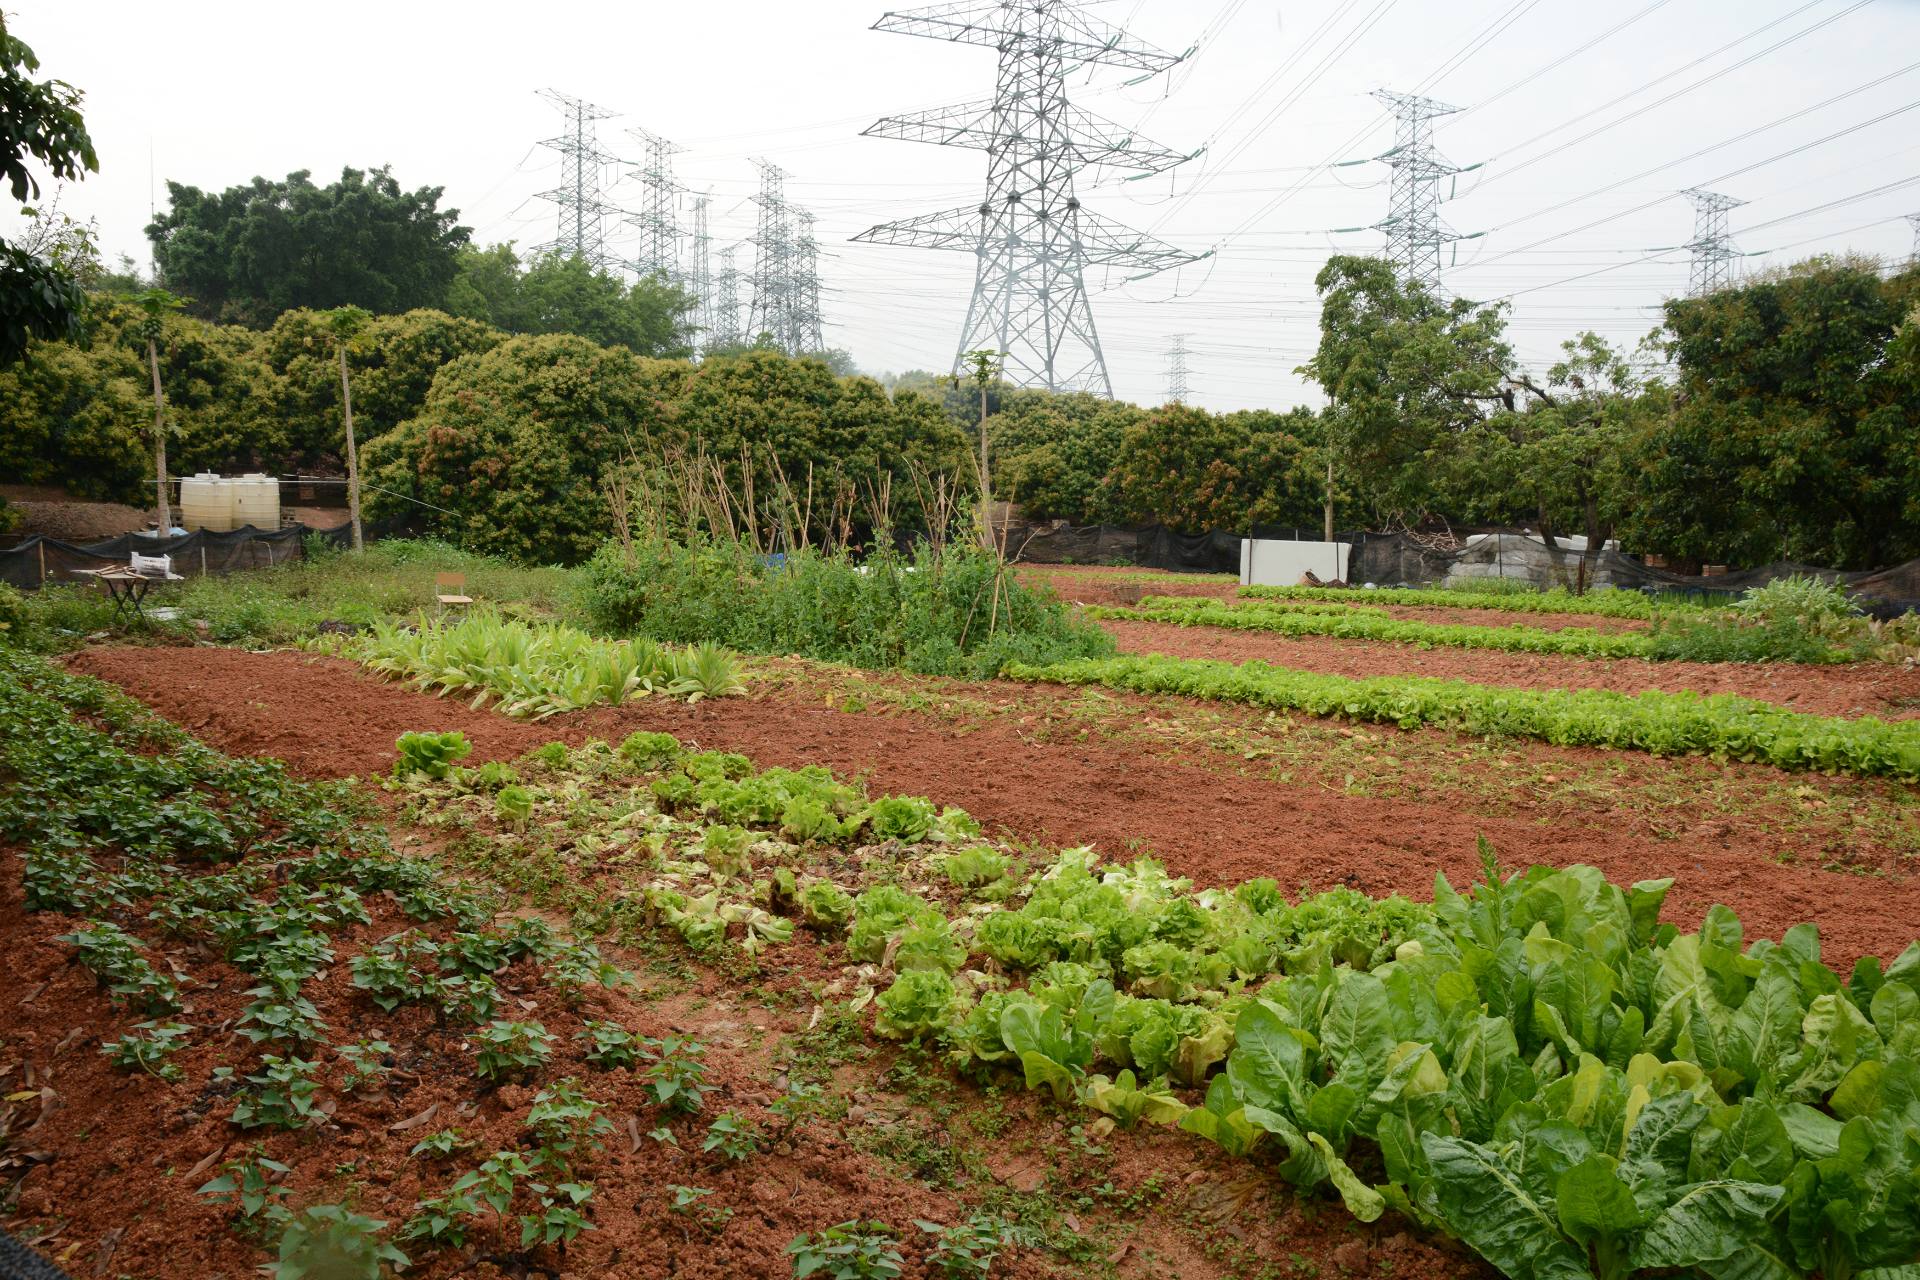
[
  {"x1": 401, "y1": 722, "x2": 1920, "y2": 1280},
  {"x1": 1241, "y1": 583, "x2": 1684, "y2": 620},
  {"x1": 1002, "y1": 654, "x2": 1920, "y2": 780},
  {"x1": 1090, "y1": 595, "x2": 1659, "y2": 660},
  {"x1": 311, "y1": 609, "x2": 747, "y2": 718}
]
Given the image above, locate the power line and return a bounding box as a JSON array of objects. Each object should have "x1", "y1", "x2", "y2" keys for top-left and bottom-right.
[
  {"x1": 1468, "y1": 0, "x2": 1869, "y2": 191},
  {"x1": 1451, "y1": 0, "x2": 1676, "y2": 121}
]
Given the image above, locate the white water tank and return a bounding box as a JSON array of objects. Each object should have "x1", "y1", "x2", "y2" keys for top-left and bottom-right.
[
  {"x1": 230, "y1": 473, "x2": 281, "y2": 530},
  {"x1": 179, "y1": 473, "x2": 234, "y2": 532}
]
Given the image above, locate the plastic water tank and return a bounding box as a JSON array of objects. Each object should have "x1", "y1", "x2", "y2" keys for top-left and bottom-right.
[
  {"x1": 178, "y1": 473, "x2": 234, "y2": 532},
  {"x1": 230, "y1": 473, "x2": 282, "y2": 530}
]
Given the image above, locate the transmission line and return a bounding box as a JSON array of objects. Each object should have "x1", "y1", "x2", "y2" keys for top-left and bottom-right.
[{"x1": 1469, "y1": 0, "x2": 1867, "y2": 191}]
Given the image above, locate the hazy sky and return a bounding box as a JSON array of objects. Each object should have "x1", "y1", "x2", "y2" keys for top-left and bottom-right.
[{"x1": 9, "y1": 0, "x2": 1920, "y2": 409}]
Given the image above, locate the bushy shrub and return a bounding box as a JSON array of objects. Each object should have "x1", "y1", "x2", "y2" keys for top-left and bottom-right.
[{"x1": 577, "y1": 535, "x2": 1112, "y2": 679}]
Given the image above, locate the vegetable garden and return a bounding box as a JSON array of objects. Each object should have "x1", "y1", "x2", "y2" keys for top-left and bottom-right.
[{"x1": 3, "y1": 547, "x2": 1918, "y2": 1280}]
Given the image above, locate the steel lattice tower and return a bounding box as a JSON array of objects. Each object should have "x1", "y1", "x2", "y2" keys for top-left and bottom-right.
[
  {"x1": 690, "y1": 193, "x2": 713, "y2": 355},
  {"x1": 748, "y1": 159, "x2": 798, "y2": 350},
  {"x1": 746, "y1": 160, "x2": 827, "y2": 354},
  {"x1": 534, "y1": 90, "x2": 625, "y2": 269},
  {"x1": 627, "y1": 127, "x2": 685, "y2": 281},
  {"x1": 1164, "y1": 333, "x2": 1191, "y2": 405},
  {"x1": 1370, "y1": 90, "x2": 1466, "y2": 293},
  {"x1": 795, "y1": 209, "x2": 827, "y2": 353},
  {"x1": 854, "y1": 1, "x2": 1198, "y2": 397},
  {"x1": 714, "y1": 244, "x2": 742, "y2": 348},
  {"x1": 1681, "y1": 188, "x2": 1747, "y2": 296},
  {"x1": 1906, "y1": 212, "x2": 1920, "y2": 265}
]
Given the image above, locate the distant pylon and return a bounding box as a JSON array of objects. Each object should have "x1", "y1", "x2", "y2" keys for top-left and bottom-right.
[
  {"x1": 1906, "y1": 212, "x2": 1920, "y2": 265},
  {"x1": 1370, "y1": 90, "x2": 1467, "y2": 293},
  {"x1": 534, "y1": 89, "x2": 624, "y2": 270},
  {"x1": 714, "y1": 244, "x2": 742, "y2": 348},
  {"x1": 854, "y1": 0, "x2": 1199, "y2": 397},
  {"x1": 1681, "y1": 188, "x2": 1746, "y2": 296},
  {"x1": 746, "y1": 160, "x2": 826, "y2": 354},
  {"x1": 795, "y1": 209, "x2": 826, "y2": 354},
  {"x1": 1165, "y1": 333, "x2": 1192, "y2": 405},
  {"x1": 627, "y1": 126, "x2": 684, "y2": 281},
  {"x1": 690, "y1": 193, "x2": 713, "y2": 356}
]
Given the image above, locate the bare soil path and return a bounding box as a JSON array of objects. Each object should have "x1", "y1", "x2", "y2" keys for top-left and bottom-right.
[{"x1": 68, "y1": 646, "x2": 1920, "y2": 971}]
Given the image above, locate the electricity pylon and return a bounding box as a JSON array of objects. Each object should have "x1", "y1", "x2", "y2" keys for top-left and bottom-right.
[
  {"x1": 714, "y1": 244, "x2": 742, "y2": 348},
  {"x1": 1165, "y1": 333, "x2": 1192, "y2": 405},
  {"x1": 1681, "y1": 188, "x2": 1746, "y2": 296},
  {"x1": 626, "y1": 126, "x2": 685, "y2": 281},
  {"x1": 855, "y1": 0, "x2": 1199, "y2": 397},
  {"x1": 1906, "y1": 212, "x2": 1920, "y2": 265},
  {"x1": 534, "y1": 89, "x2": 624, "y2": 270},
  {"x1": 690, "y1": 192, "x2": 713, "y2": 356},
  {"x1": 747, "y1": 159, "x2": 826, "y2": 354},
  {"x1": 1370, "y1": 90, "x2": 1468, "y2": 293}
]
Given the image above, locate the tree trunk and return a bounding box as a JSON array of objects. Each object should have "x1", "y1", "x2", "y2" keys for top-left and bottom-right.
[
  {"x1": 1322, "y1": 449, "x2": 1335, "y2": 543},
  {"x1": 147, "y1": 339, "x2": 171, "y2": 534},
  {"x1": 1579, "y1": 485, "x2": 1607, "y2": 597},
  {"x1": 340, "y1": 344, "x2": 364, "y2": 552}
]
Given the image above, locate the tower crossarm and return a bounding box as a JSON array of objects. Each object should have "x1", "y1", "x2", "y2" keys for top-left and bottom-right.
[
  {"x1": 855, "y1": 203, "x2": 1194, "y2": 275},
  {"x1": 872, "y1": 1, "x2": 1187, "y2": 73},
  {"x1": 864, "y1": 100, "x2": 1191, "y2": 175}
]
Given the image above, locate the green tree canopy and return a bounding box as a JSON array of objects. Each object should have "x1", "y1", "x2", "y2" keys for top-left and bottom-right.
[
  {"x1": 146, "y1": 166, "x2": 470, "y2": 327},
  {"x1": 446, "y1": 245, "x2": 694, "y2": 357},
  {"x1": 1, "y1": 15, "x2": 98, "y2": 363},
  {"x1": 1109, "y1": 403, "x2": 1325, "y2": 534},
  {"x1": 1300, "y1": 255, "x2": 1513, "y2": 525},
  {"x1": 361, "y1": 333, "x2": 683, "y2": 561},
  {"x1": 1626, "y1": 256, "x2": 1920, "y2": 568}
]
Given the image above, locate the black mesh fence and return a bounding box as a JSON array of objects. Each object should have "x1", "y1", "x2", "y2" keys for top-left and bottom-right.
[
  {"x1": 1005, "y1": 521, "x2": 1920, "y2": 611},
  {"x1": 0, "y1": 517, "x2": 422, "y2": 591}
]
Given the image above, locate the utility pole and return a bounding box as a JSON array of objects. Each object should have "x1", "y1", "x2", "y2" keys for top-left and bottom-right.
[
  {"x1": 961, "y1": 348, "x2": 1001, "y2": 550},
  {"x1": 855, "y1": 1, "x2": 1200, "y2": 397},
  {"x1": 1681, "y1": 188, "x2": 1746, "y2": 296},
  {"x1": 1164, "y1": 333, "x2": 1192, "y2": 405},
  {"x1": 1370, "y1": 90, "x2": 1468, "y2": 293},
  {"x1": 627, "y1": 126, "x2": 685, "y2": 281},
  {"x1": 534, "y1": 89, "x2": 624, "y2": 270}
]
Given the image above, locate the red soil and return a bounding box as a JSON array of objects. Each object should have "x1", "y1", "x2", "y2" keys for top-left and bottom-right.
[
  {"x1": 0, "y1": 846, "x2": 1070, "y2": 1280},
  {"x1": 1017, "y1": 566, "x2": 1654, "y2": 631},
  {"x1": 1098, "y1": 618, "x2": 1920, "y2": 721},
  {"x1": 65, "y1": 646, "x2": 1920, "y2": 973}
]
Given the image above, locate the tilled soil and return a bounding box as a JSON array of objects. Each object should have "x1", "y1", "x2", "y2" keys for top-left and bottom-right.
[
  {"x1": 0, "y1": 849, "x2": 1068, "y2": 1280},
  {"x1": 66, "y1": 646, "x2": 1920, "y2": 972},
  {"x1": 1099, "y1": 618, "x2": 1920, "y2": 721},
  {"x1": 1018, "y1": 566, "x2": 1655, "y2": 631}
]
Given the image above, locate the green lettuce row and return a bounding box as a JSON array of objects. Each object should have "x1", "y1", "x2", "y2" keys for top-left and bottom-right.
[
  {"x1": 1241, "y1": 584, "x2": 1689, "y2": 621},
  {"x1": 1003, "y1": 655, "x2": 1920, "y2": 781},
  {"x1": 932, "y1": 858, "x2": 1920, "y2": 1280},
  {"x1": 1088, "y1": 596, "x2": 1657, "y2": 661}
]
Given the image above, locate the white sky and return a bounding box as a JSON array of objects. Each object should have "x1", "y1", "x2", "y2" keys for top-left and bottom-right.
[{"x1": 9, "y1": 0, "x2": 1920, "y2": 410}]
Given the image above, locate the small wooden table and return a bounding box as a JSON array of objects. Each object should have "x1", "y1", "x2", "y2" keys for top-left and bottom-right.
[{"x1": 72, "y1": 566, "x2": 185, "y2": 621}]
